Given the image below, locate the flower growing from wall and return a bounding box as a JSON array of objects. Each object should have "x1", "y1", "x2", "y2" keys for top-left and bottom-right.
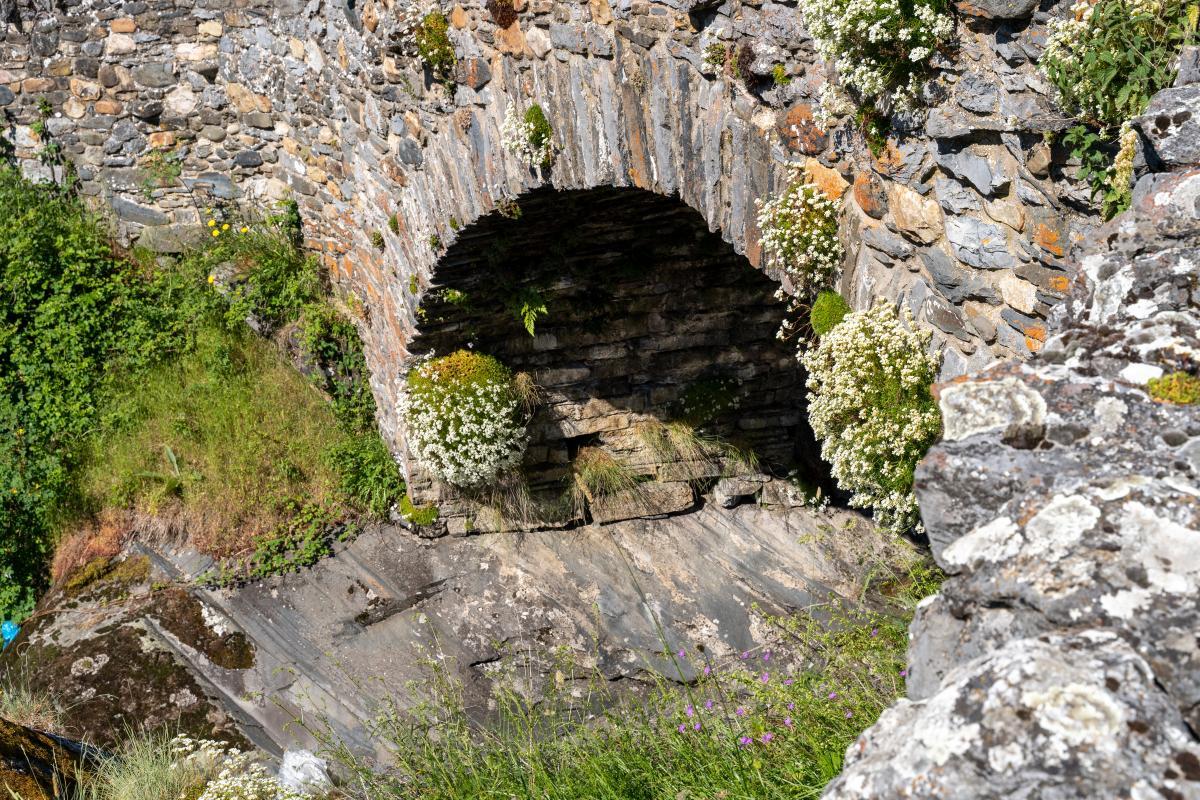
[
  {"x1": 413, "y1": 9, "x2": 457, "y2": 81},
  {"x1": 1040, "y1": 0, "x2": 1196, "y2": 217},
  {"x1": 756, "y1": 169, "x2": 842, "y2": 339},
  {"x1": 169, "y1": 736, "x2": 307, "y2": 800},
  {"x1": 801, "y1": 301, "x2": 942, "y2": 533},
  {"x1": 797, "y1": 0, "x2": 955, "y2": 115},
  {"x1": 400, "y1": 351, "x2": 528, "y2": 487},
  {"x1": 501, "y1": 103, "x2": 556, "y2": 168}
]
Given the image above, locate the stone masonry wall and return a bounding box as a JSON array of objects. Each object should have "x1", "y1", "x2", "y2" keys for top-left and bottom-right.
[{"x1": 3, "y1": 0, "x2": 1101, "y2": 489}]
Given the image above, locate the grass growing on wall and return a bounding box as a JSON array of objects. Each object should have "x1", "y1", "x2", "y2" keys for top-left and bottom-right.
[{"x1": 0, "y1": 169, "x2": 403, "y2": 619}]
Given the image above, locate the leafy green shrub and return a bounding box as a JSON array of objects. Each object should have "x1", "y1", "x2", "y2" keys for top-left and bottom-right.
[
  {"x1": 0, "y1": 169, "x2": 220, "y2": 620},
  {"x1": 798, "y1": 0, "x2": 954, "y2": 115},
  {"x1": 702, "y1": 43, "x2": 727, "y2": 72},
  {"x1": 1148, "y1": 370, "x2": 1200, "y2": 404},
  {"x1": 810, "y1": 291, "x2": 851, "y2": 336},
  {"x1": 400, "y1": 351, "x2": 528, "y2": 487},
  {"x1": 1042, "y1": 0, "x2": 1198, "y2": 217},
  {"x1": 801, "y1": 301, "x2": 942, "y2": 533},
  {"x1": 325, "y1": 433, "x2": 405, "y2": 518},
  {"x1": 400, "y1": 493, "x2": 440, "y2": 526},
  {"x1": 415, "y1": 10, "x2": 457, "y2": 81}
]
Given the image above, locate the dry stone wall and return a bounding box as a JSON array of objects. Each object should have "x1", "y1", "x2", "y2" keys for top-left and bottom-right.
[{"x1": 4, "y1": 0, "x2": 1099, "y2": 486}]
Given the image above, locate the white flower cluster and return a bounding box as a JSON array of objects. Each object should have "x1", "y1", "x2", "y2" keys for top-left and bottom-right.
[
  {"x1": 394, "y1": 1, "x2": 434, "y2": 57},
  {"x1": 399, "y1": 354, "x2": 528, "y2": 487},
  {"x1": 169, "y1": 736, "x2": 306, "y2": 800},
  {"x1": 756, "y1": 169, "x2": 842, "y2": 337},
  {"x1": 797, "y1": 0, "x2": 954, "y2": 113},
  {"x1": 1040, "y1": 0, "x2": 1164, "y2": 125},
  {"x1": 801, "y1": 301, "x2": 942, "y2": 533},
  {"x1": 500, "y1": 104, "x2": 554, "y2": 169}
]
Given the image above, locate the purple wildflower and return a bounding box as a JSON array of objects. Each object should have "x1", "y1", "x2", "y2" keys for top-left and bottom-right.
[
  {"x1": 741, "y1": 651, "x2": 750, "y2": 660},
  {"x1": 705, "y1": 699, "x2": 714, "y2": 710},
  {"x1": 763, "y1": 651, "x2": 771, "y2": 662},
  {"x1": 899, "y1": 668, "x2": 909, "y2": 677},
  {"x1": 787, "y1": 703, "x2": 794, "y2": 711},
  {"x1": 784, "y1": 679, "x2": 794, "y2": 686},
  {"x1": 871, "y1": 628, "x2": 878, "y2": 638},
  {"x1": 736, "y1": 706, "x2": 746, "y2": 717},
  {"x1": 761, "y1": 672, "x2": 770, "y2": 683},
  {"x1": 678, "y1": 649, "x2": 686, "y2": 658},
  {"x1": 685, "y1": 705, "x2": 695, "y2": 718},
  {"x1": 693, "y1": 722, "x2": 701, "y2": 731},
  {"x1": 738, "y1": 736, "x2": 752, "y2": 746},
  {"x1": 678, "y1": 724, "x2": 687, "y2": 733},
  {"x1": 844, "y1": 710, "x2": 853, "y2": 718},
  {"x1": 784, "y1": 717, "x2": 793, "y2": 728},
  {"x1": 828, "y1": 692, "x2": 837, "y2": 700},
  {"x1": 761, "y1": 732, "x2": 774, "y2": 743},
  {"x1": 703, "y1": 666, "x2": 711, "y2": 676}
]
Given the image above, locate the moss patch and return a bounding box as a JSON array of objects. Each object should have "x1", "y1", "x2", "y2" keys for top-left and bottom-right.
[{"x1": 1148, "y1": 371, "x2": 1200, "y2": 404}]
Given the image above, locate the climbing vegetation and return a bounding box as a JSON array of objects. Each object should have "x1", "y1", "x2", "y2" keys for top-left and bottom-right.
[
  {"x1": 801, "y1": 301, "x2": 942, "y2": 533},
  {"x1": 400, "y1": 351, "x2": 529, "y2": 487},
  {"x1": 1041, "y1": 0, "x2": 1198, "y2": 217}
]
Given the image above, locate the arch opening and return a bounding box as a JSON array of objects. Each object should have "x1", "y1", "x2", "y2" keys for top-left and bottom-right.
[{"x1": 407, "y1": 187, "x2": 830, "y2": 525}]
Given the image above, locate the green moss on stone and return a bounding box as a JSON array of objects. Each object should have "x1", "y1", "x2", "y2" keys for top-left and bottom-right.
[{"x1": 1148, "y1": 371, "x2": 1200, "y2": 404}]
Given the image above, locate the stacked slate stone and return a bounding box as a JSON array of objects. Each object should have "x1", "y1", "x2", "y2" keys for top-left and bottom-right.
[{"x1": 826, "y1": 57, "x2": 1200, "y2": 799}]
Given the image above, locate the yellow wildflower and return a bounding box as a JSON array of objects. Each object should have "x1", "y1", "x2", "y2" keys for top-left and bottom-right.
[
  {"x1": 222, "y1": 223, "x2": 230, "y2": 231},
  {"x1": 212, "y1": 230, "x2": 220, "y2": 237},
  {"x1": 207, "y1": 274, "x2": 216, "y2": 284},
  {"x1": 240, "y1": 226, "x2": 249, "y2": 233},
  {"x1": 208, "y1": 219, "x2": 217, "y2": 228}
]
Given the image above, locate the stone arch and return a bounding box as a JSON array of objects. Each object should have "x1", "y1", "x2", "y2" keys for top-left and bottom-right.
[{"x1": 402, "y1": 184, "x2": 831, "y2": 523}]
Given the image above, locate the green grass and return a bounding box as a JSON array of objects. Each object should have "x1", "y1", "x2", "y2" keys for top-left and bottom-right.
[
  {"x1": 80, "y1": 326, "x2": 350, "y2": 558},
  {"x1": 74, "y1": 731, "x2": 215, "y2": 800},
  {"x1": 300, "y1": 594, "x2": 922, "y2": 800}
]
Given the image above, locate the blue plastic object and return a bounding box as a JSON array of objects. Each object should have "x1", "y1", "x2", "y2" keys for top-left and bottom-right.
[{"x1": 1, "y1": 620, "x2": 18, "y2": 649}]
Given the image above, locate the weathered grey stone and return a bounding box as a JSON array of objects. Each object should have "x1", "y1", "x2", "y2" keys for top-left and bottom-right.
[
  {"x1": 936, "y1": 149, "x2": 1011, "y2": 196},
  {"x1": 131, "y1": 62, "x2": 176, "y2": 88},
  {"x1": 956, "y1": 71, "x2": 999, "y2": 114},
  {"x1": 233, "y1": 150, "x2": 264, "y2": 167},
  {"x1": 1136, "y1": 86, "x2": 1200, "y2": 167},
  {"x1": 946, "y1": 216, "x2": 1014, "y2": 269},
  {"x1": 921, "y1": 247, "x2": 1000, "y2": 303},
  {"x1": 111, "y1": 196, "x2": 170, "y2": 226}
]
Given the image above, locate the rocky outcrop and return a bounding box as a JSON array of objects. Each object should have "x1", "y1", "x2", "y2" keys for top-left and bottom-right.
[
  {"x1": 5, "y1": 503, "x2": 915, "y2": 755},
  {"x1": 826, "y1": 70, "x2": 1200, "y2": 798}
]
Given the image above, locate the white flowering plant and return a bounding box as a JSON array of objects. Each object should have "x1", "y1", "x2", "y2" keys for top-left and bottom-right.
[
  {"x1": 801, "y1": 301, "x2": 942, "y2": 533},
  {"x1": 1042, "y1": 0, "x2": 1196, "y2": 218},
  {"x1": 797, "y1": 0, "x2": 955, "y2": 115},
  {"x1": 400, "y1": 350, "x2": 529, "y2": 487},
  {"x1": 501, "y1": 103, "x2": 555, "y2": 168},
  {"x1": 756, "y1": 169, "x2": 842, "y2": 341},
  {"x1": 169, "y1": 736, "x2": 306, "y2": 800}
]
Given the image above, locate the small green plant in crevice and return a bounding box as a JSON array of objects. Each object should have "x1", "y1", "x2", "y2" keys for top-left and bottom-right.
[
  {"x1": 854, "y1": 105, "x2": 891, "y2": 158},
  {"x1": 810, "y1": 290, "x2": 851, "y2": 336},
  {"x1": 1148, "y1": 370, "x2": 1200, "y2": 404},
  {"x1": 389, "y1": 214, "x2": 401, "y2": 234},
  {"x1": 637, "y1": 420, "x2": 758, "y2": 481},
  {"x1": 408, "y1": 274, "x2": 420, "y2": 295},
  {"x1": 139, "y1": 147, "x2": 183, "y2": 198},
  {"x1": 496, "y1": 197, "x2": 522, "y2": 219},
  {"x1": 371, "y1": 229, "x2": 386, "y2": 250},
  {"x1": 400, "y1": 350, "x2": 529, "y2": 488},
  {"x1": 414, "y1": 10, "x2": 457, "y2": 83},
  {"x1": 400, "y1": 493, "x2": 440, "y2": 526},
  {"x1": 572, "y1": 447, "x2": 644, "y2": 502},
  {"x1": 507, "y1": 286, "x2": 548, "y2": 336},
  {"x1": 801, "y1": 300, "x2": 942, "y2": 533},
  {"x1": 501, "y1": 102, "x2": 556, "y2": 168},
  {"x1": 702, "y1": 42, "x2": 727, "y2": 72},
  {"x1": 429, "y1": 233, "x2": 442, "y2": 250},
  {"x1": 449, "y1": 216, "x2": 460, "y2": 232},
  {"x1": 1041, "y1": 0, "x2": 1198, "y2": 218},
  {"x1": 771, "y1": 64, "x2": 792, "y2": 86}
]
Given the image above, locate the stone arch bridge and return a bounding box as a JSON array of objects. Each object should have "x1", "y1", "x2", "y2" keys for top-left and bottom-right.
[{"x1": 4, "y1": 0, "x2": 1090, "y2": 500}]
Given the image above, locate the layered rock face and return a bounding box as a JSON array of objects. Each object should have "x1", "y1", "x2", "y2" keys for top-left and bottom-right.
[
  {"x1": 2, "y1": 0, "x2": 1097, "y2": 488},
  {"x1": 826, "y1": 67, "x2": 1200, "y2": 799}
]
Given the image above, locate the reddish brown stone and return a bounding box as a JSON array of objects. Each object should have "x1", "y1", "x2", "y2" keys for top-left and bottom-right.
[
  {"x1": 779, "y1": 103, "x2": 826, "y2": 156},
  {"x1": 853, "y1": 171, "x2": 888, "y2": 219}
]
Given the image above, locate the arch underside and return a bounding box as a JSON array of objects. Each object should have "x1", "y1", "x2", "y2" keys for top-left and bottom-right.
[{"x1": 406, "y1": 186, "x2": 829, "y2": 525}]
